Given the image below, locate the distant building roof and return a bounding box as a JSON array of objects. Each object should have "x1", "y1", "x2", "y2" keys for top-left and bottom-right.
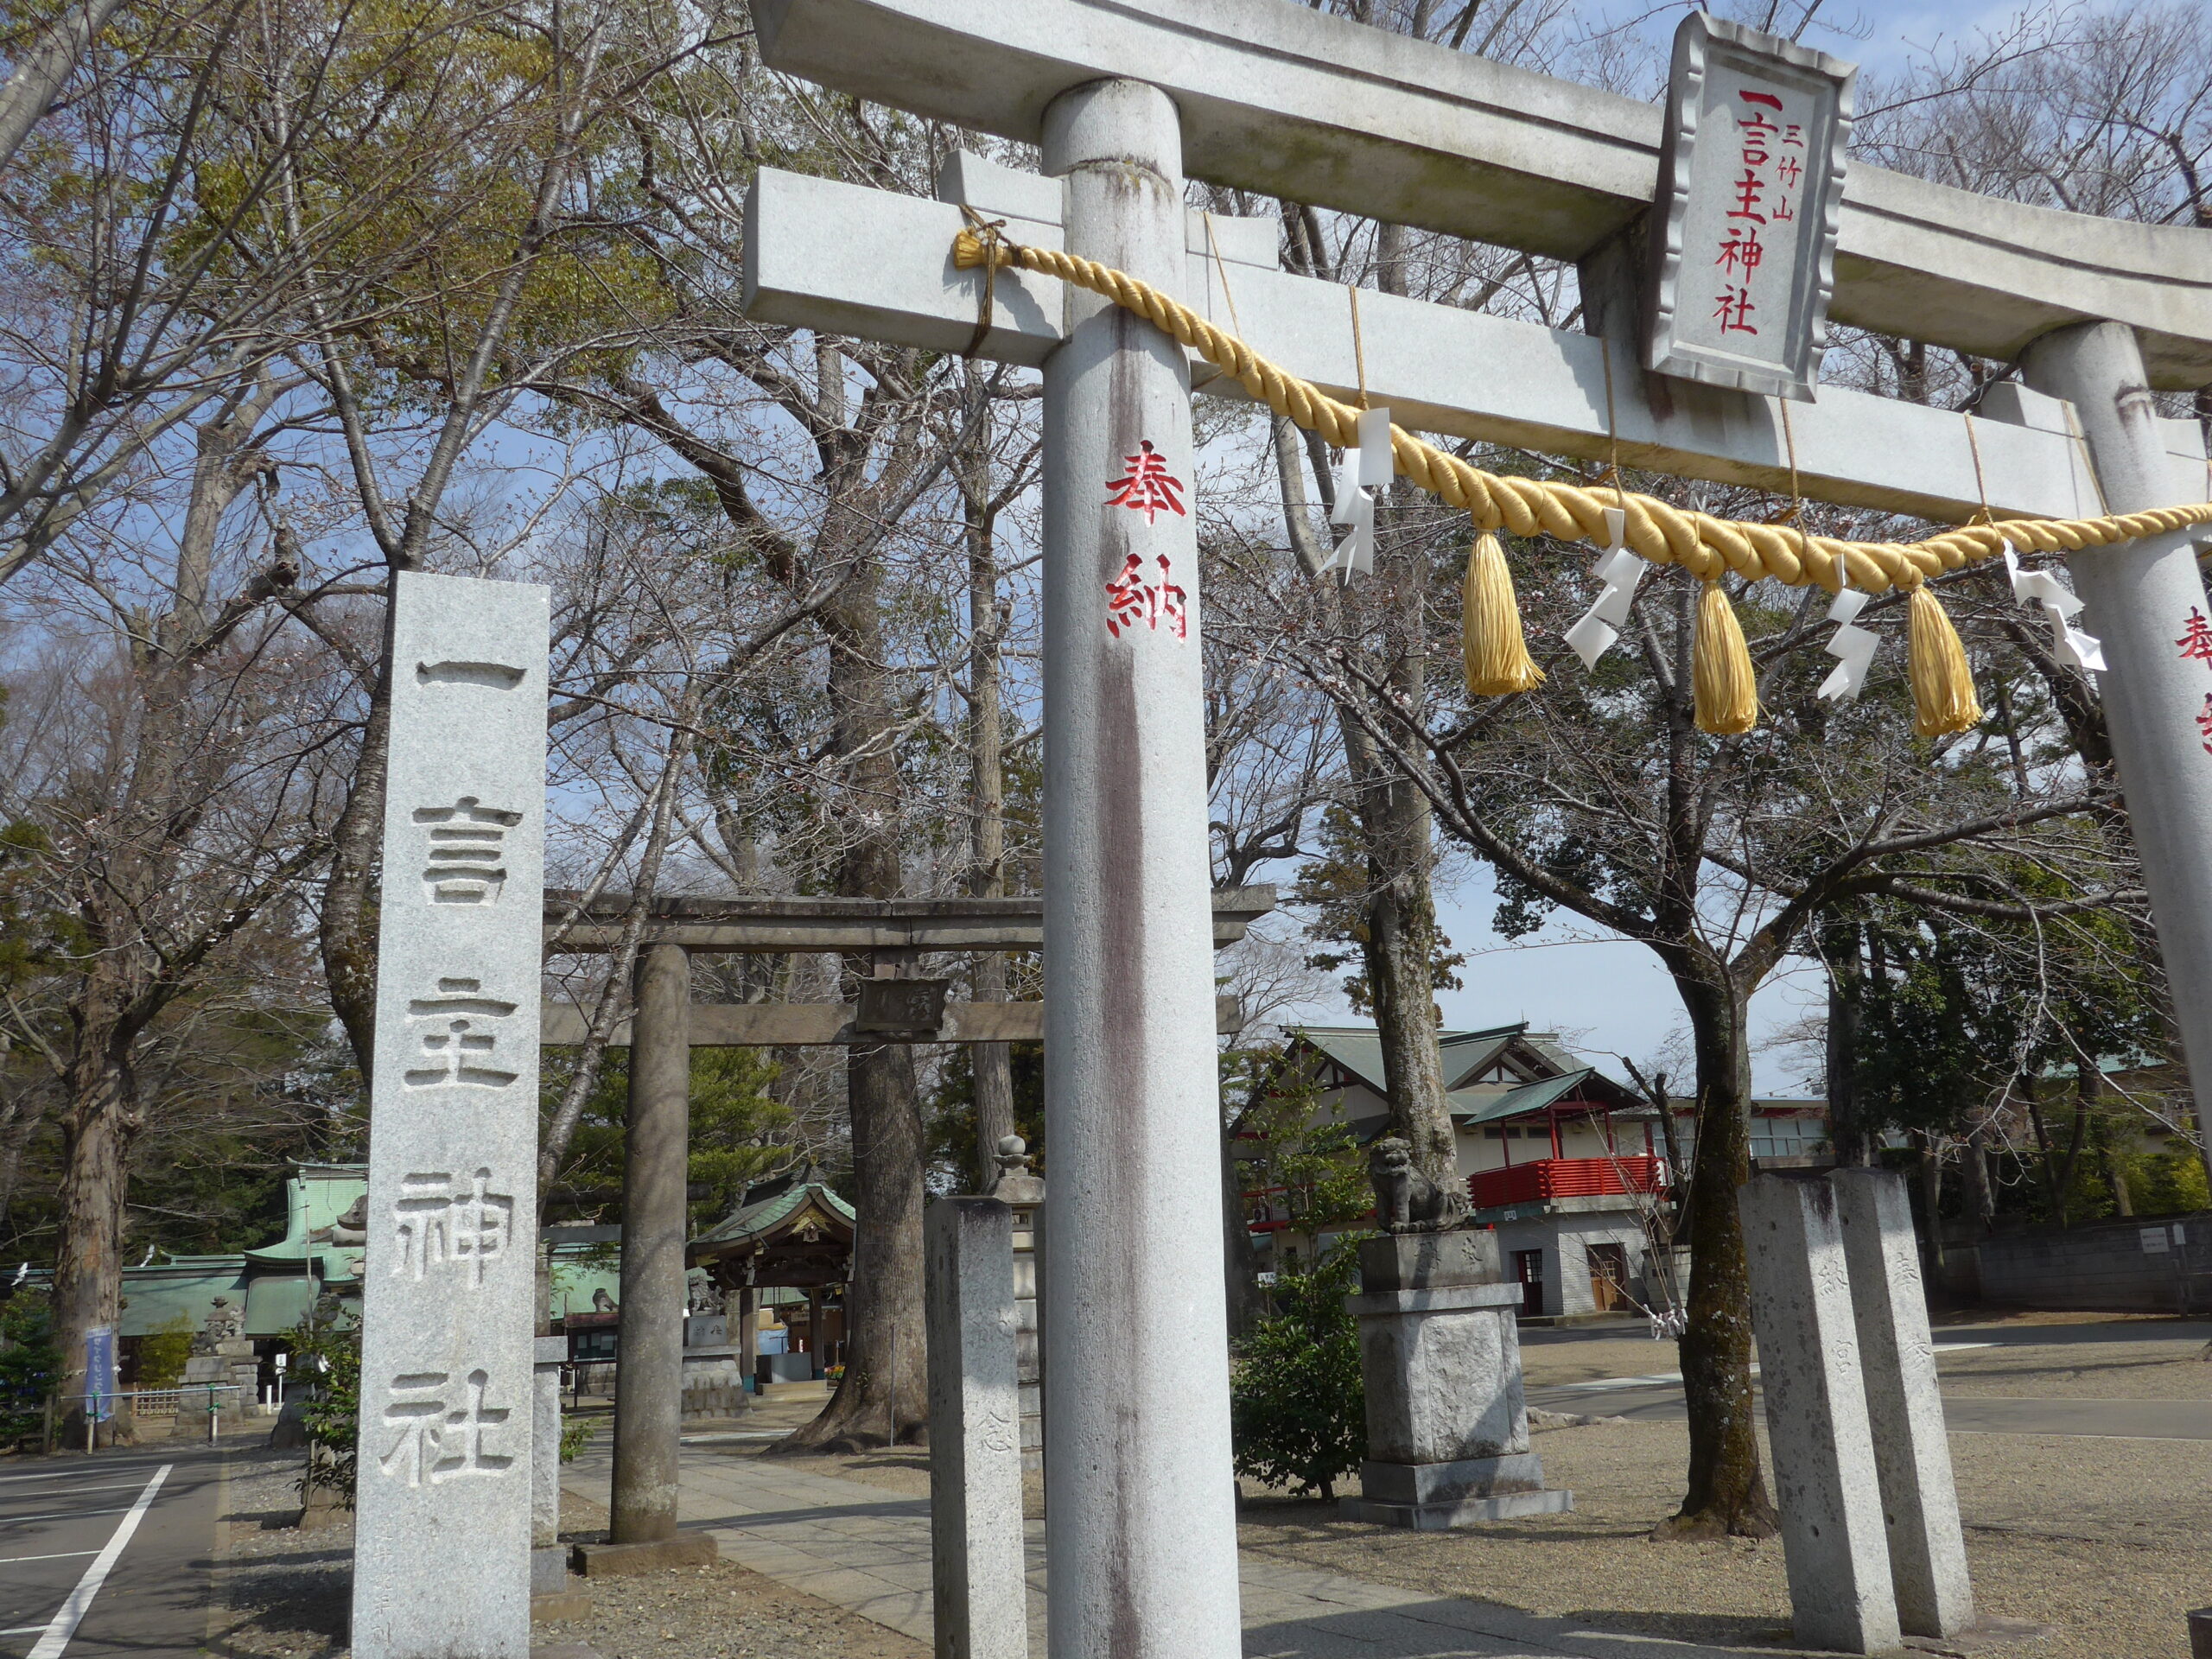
[{"x1": 1283, "y1": 1024, "x2": 1640, "y2": 1120}]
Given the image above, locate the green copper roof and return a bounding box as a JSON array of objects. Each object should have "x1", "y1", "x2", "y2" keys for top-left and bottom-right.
[
  {"x1": 693, "y1": 1181, "x2": 857, "y2": 1249},
  {"x1": 1446, "y1": 1069, "x2": 1595, "y2": 1127}
]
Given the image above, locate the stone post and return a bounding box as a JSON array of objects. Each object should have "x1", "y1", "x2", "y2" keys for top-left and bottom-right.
[
  {"x1": 606, "y1": 942, "x2": 708, "y2": 1564},
  {"x1": 1340, "y1": 1233, "x2": 1570, "y2": 1529},
  {"x1": 532, "y1": 1335, "x2": 567, "y2": 1551},
  {"x1": 925, "y1": 1198, "x2": 1028, "y2": 1659},
  {"x1": 1039, "y1": 76, "x2": 1243, "y2": 1659},
  {"x1": 737, "y1": 1287, "x2": 757, "y2": 1393},
  {"x1": 2020, "y1": 321, "x2": 2212, "y2": 1185},
  {"x1": 1738, "y1": 1173, "x2": 1901, "y2": 1655},
  {"x1": 1832, "y1": 1169, "x2": 1973, "y2": 1639},
  {"x1": 351, "y1": 571, "x2": 547, "y2": 1659}
]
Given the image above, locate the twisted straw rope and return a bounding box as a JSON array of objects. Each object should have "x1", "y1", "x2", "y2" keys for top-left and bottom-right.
[{"x1": 955, "y1": 229, "x2": 2212, "y2": 592}]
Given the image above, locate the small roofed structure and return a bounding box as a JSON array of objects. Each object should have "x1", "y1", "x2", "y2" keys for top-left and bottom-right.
[{"x1": 690, "y1": 1172, "x2": 856, "y2": 1385}]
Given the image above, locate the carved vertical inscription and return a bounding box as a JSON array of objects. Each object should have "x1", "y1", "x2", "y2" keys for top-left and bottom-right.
[{"x1": 353, "y1": 572, "x2": 548, "y2": 1659}]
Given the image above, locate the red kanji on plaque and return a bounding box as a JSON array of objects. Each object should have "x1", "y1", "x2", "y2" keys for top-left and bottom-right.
[
  {"x1": 1104, "y1": 440, "x2": 1186, "y2": 524},
  {"x1": 1104, "y1": 551, "x2": 1188, "y2": 640},
  {"x1": 2198, "y1": 692, "x2": 2212, "y2": 755},
  {"x1": 2178, "y1": 607, "x2": 2212, "y2": 664}
]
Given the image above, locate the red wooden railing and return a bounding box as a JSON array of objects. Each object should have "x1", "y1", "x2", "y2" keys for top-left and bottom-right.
[{"x1": 1466, "y1": 1154, "x2": 1666, "y2": 1210}]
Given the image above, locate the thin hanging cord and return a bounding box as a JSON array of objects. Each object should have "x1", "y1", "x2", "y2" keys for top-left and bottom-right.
[
  {"x1": 1599, "y1": 341, "x2": 1625, "y2": 514},
  {"x1": 1963, "y1": 413, "x2": 1995, "y2": 527},
  {"x1": 957, "y1": 205, "x2": 1007, "y2": 360},
  {"x1": 2063, "y1": 400, "x2": 2112, "y2": 518},
  {"x1": 1777, "y1": 397, "x2": 1815, "y2": 585},
  {"x1": 1202, "y1": 213, "x2": 1245, "y2": 340},
  {"x1": 1348, "y1": 283, "x2": 1370, "y2": 411}
]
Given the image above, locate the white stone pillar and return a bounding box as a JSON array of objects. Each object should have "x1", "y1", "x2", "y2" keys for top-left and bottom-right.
[
  {"x1": 2021, "y1": 322, "x2": 2212, "y2": 1181},
  {"x1": 1039, "y1": 76, "x2": 1243, "y2": 1659},
  {"x1": 1738, "y1": 1173, "x2": 1901, "y2": 1656},
  {"x1": 925, "y1": 1198, "x2": 1028, "y2": 1659},
  {"x1": 352, "y1": 571, "x2": 547, "y2": 1659},
  {"x1": 1832, "y1": 1170, "x2": 1973, "y2": 1639}
]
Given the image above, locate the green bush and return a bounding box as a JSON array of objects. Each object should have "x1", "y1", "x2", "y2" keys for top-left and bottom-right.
[
  {"x1": 1230, "y1": 1236, "x2": 1366, "y2": 1500},
  {"x1": 290, "y1": 1311, "x2": 360, "y2": 1507},
  {"x1": 559, "y1": 1416, "x2": 598, "y2": 1463},
  {"x1": 0, "y1": 1292, "x2": 57, "y2": 1444},
  {"x1": 137, "y1": 1314, "x2": 196, "y2": 1390}
]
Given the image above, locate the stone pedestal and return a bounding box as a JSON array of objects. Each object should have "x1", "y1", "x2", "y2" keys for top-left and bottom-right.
[
  {"x1": 925, "y1": 1198, "x2": 1028, "y2": 1659},
  {"x1": 679, "y1": 1346, "x2": 747, "y2": 1419},
  {"x1": 1740, "y1": 1173, "x2": 1903, "y2": 1656},
  {"x1": 1339, "y1": 1233, "x2": 1573, "y2": 1529},
  {"x1": 533, "y1": 1331, "x2": 574, "y2": 1629}
]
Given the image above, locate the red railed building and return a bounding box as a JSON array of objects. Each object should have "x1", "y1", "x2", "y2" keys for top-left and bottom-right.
[{"x1": 1242, "y1": 1024, "x2": 1828, "y2": 1319}]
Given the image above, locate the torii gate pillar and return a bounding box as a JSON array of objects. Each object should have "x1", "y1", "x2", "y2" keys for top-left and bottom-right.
[
  {"x1": 1039, "y1": 78, "x2": 1243, "y2": 1659},
  {"x1": 2022, "y1": 321, "x2": 2212, "y2": 1187}
]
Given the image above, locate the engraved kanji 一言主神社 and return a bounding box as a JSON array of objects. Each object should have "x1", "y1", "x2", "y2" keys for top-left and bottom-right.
[
  {"x1": 378, "y1": 1369, "x2": 515, "y2": 1488},
  {"x1": 2177, "y1": 607, "x2": 2212, "y2": 665},
  {"x1": 413, "y1": 797, "x2": 522, "y2": 905},
  {"x1": 404, "y1": 979, "x2": 520, "y2": 1089},
  {"x1": 1104, "y1": 551, "x2": 1189, "y2": 640},
  {"x1": 393, "y1": 1168, "x2": 515, "y2": 1287},
  {"x1": 1103, "y1": 441, "x2": 1186, "y2": 523}
]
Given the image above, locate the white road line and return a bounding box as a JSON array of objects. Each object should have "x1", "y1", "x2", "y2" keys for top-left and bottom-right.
[
  {"x1": 0, "y1": 1554, "x2": 98, "y2": 1567},
  {"x1": 0, "y1": 1625, "x2": 50, "y2": 1635},
  {"x1": 26, "y1": 1465, "x2": 168, "y2": 1659},
  {"x1": 0, "y1": 1485, "x2": 162, "y2": 1501},
  {"x1": 0, "y1": 1511, "x2": 130, "y2": 1530}
]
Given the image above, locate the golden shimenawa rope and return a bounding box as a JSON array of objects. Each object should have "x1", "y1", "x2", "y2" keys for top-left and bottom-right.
[{"x1": 953, "y1": 226, "x2": 2212, "y2": 592}]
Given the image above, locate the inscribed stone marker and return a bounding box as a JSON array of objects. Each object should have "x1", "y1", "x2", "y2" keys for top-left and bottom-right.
[
  {"x1": 1738, "y1": 1173, "x2": 1902, "y2": 1656},
  {"x1": 353, "y1": 571, "x2": 548, "y2": 1659},
  {"x1": 1648, "y1": 10, "x2": 1854, "y2": 401},
  {"x1": 1832, "y1": 1169, "x2": 1973, "y2": 1639}
]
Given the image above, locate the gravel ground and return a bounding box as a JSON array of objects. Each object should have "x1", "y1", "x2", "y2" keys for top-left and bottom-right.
[
  {"x1": 207, "y1": 1447, "x2": 925, "y2": 1659},
  {"x1": 1234, "y1": 1419, "x2": 2212, "y2": 1659}
]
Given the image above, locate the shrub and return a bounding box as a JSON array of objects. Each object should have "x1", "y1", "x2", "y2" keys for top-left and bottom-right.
[
  {"x1": 1230, "y1": 1235, "x2": 1366, "y2": 1500},
  {"x1": 290, "y1": 1311, "x2": 360, "y2": 1507},
  {"x1": 0, "y1": 1292, "x2": 57, "y2": 1444},
  {"x1": 137, "y1": 1314, "x2": 196, "y2": 1390}
]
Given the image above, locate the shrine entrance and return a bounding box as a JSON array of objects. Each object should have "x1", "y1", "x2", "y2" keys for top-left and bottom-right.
[{"x1": 537, "y1": 887, "x2": 1271, "y2": 1545}]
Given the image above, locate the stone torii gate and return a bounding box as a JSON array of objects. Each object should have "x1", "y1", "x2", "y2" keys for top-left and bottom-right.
[
  {"x1": 743, "y1": 3, "x2": 2212, "y2": 1656},
  {"x1": 538, "y1": 887, "x2": 1271, "y2": 1556}
]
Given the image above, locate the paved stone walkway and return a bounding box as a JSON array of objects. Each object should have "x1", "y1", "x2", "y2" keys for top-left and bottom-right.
[{"x1": 562, "y1": 1445, "x2": 1828, "y2": 1658}]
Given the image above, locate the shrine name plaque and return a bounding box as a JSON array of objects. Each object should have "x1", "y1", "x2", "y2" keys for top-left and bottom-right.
[{"x1": 1645, "y1": 12, "x2": 1856, "y2": 403}]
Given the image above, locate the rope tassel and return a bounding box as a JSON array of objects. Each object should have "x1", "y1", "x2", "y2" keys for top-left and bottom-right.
[
  {"x1": 1905, "y1": 585, "x2": 1984, "y2": 737},
  {"x1": 1462, "y1": 532, "x2": 1545, "y2": 696},
  {"x1": 1693, "y1": 582, "x2": 1759, "y2": 735}
]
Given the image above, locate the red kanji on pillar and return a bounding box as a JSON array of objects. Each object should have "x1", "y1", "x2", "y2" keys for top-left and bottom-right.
[
  {"x1": 2177, "y1": 607, "x2": 2212, "y2": 665},
  {"x1": 2198, "y1": 692, "x2": 2212, "y2": 755},
  {"x1": 1104, "y1": 552, "x2": 1188, "y2": 641},
  {"x1": 1104, "y1": 440, "x2": 1186, "y2": 524}
]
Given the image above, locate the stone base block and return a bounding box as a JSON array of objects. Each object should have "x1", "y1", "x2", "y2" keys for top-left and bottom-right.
[
  {"x1": 530, "y1": 1643, "x2": 606, "y2": 1658},
  {"x1": 531, "y1": 1592, "x2": 592, "y2": 1624},
  {"x1": 569, "y1": 1535, "x2": 718, "y2": 1577},
  {"x1": 1359, "y1": 1230, "x2": 1500, "y2": 1292},
  {"x1": 1338, "y1": 1488, "x2": 1573, "y2": 1529},
  {"x1": 1359, "y1": 1452, "x2": 1544, "y2": 1506},
  {"x1": 1902, "y1": 1614, "x2": 2059, "y2": 1653},
  {"x1": 2192, "y1": 1608, "x2": 2212, "y2": 1659},
  {"x1": 532, "y1": 1547, "x2": 569, "y2": 1594}
]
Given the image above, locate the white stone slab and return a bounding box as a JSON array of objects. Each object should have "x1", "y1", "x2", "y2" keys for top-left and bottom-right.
[
  {"x1": 744, "y1": 165, "x2": 2209, "y2": 527},
  {"x1": 352, "y1": 570, "x2": 549, "y2": 1659},
  {"x1": 1738, "y1": 1173, "x2": 1901, "y2": 1655},
  {"x1": 1832, "y1": 1169, "x2": 1973, "y2": 1639},
  {"x1": 925, "y1": 1198, "x2": 1028, "y2": 1659}
]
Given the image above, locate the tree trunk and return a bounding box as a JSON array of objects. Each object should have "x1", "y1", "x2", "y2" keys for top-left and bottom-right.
[
  {"x1": 1822, "y1": 920, "x2": 1867, "y2": 1166},
  {"x1": 1356, "y1": 226, "x2": 1457, "y2": 1196},
  {"x1": 779, "y1": 453, "x2": 926, "y2": 1450},
  {"x1": 53, "y1": 1042, "x2": 136, "y2": 1444},
  {"x1": 1961, "y1": 1116, "x2": 1995, "y2": 1230},
  {"x1": 962, "y1": 442, "x2": 1016, "y2": 1192},
  {"x1": 321, "y1": 584, "x2": 397, "y2": 1078},
  {"x1": 1655, "y1": 963, "x2": 1776, "y2": 1540}
]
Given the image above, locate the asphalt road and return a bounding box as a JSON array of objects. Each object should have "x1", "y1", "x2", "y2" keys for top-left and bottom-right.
[
  {"x1": 0, "y1": 1443, "x2": 223, "y2": 1659},
  {"x1": 1525, "y1": 1319, "x2": 2212, "y2": 1440}
]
